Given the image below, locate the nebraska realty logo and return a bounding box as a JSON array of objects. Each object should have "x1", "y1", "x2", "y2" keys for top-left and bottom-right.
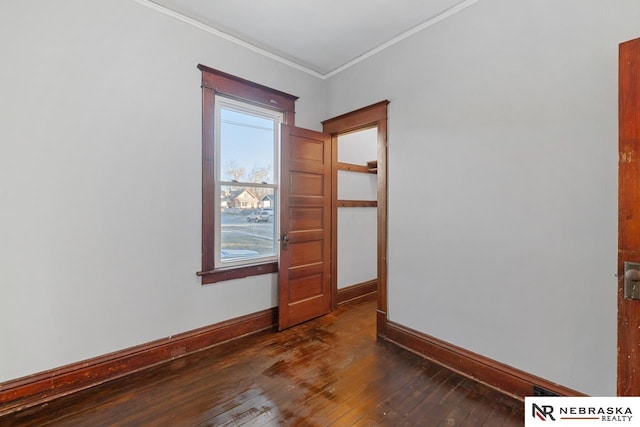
[
  {"x1": 532, "y1": 403, "x2": 556, "y2": 421},
  {"x1": 525, "y1": 397, "x2": 640, "y2": 426}
]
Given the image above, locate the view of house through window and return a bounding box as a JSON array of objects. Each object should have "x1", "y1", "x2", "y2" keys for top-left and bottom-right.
[{"x1": 215, "y1": 96, "x2": 282, "y2": 267}]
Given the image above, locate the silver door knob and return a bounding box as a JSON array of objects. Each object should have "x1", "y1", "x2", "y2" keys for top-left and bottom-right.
[
  {"x1": 625, "y1": 268, "x2": 640, "y2": 282},
  {"x1": 624, "y1": 262, "x2": 640, "y2": 300}
]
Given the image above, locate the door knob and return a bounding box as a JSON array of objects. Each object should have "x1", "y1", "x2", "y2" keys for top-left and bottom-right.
[
  {"x1": 625, "y1": 268, "x2": 640, "y2": 282},
  {"x1": 624, "y1": 262, "x2": 640, "y2": 300}
]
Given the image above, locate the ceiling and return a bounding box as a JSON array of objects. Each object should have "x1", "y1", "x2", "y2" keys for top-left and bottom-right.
[{"x1": 143, "y1": 0, "x2": 476, "y2": 78}]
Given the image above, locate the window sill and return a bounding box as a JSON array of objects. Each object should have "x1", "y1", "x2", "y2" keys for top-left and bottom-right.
[{"x1": 197, "y1": 261, "x2": 278, "y2": 285}]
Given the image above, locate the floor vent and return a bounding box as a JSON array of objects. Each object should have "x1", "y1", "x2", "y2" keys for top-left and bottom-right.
[{"x1": 533, "y1": 385, "x2": 560, "y2": 397}]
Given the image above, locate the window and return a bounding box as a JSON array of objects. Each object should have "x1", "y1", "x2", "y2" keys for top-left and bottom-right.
[
  {"x1": 197, "y1": 65, "x2": 297, "y2": 284},
  {"x1": 215, "y1": 97, "x2": 281, "y2": 267}
]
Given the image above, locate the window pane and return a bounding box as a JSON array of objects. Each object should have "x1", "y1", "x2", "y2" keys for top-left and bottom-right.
[
  {"x1": 220, "y1": 185, "x2": 277, "y2": 262},
  {"x1": 220, "y1": 108, "x2": 275, "y2": 184}
]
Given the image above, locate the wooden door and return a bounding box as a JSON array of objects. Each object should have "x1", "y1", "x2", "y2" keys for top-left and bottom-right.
[
  {"x1": 619, "y1": 37, "x2": 640, "y2": 395},
  {"x1": 279, "y1": 124, "x2": 332, "y2": 330}
]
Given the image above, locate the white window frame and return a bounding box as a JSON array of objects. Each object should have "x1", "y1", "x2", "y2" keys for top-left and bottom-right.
[{"x1": 213, "y1": 95, "x2": 283, "y2": 268}]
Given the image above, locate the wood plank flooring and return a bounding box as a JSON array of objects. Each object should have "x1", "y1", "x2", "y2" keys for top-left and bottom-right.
[{"x1": 0, "y1": 297, "x2": 523, "y2": 426}]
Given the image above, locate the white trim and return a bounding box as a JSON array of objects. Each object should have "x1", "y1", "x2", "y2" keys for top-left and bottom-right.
[
  {"x1": 131, "y1": 0, "x2": 324, "y2": 79},
  {"x1": 323, "y1": 0, "x2": 480, "y2": 79},
  {"x1": 213, "y1": 96, "x2": 281, "y2": 268},
  {"x1": 132, "y1": 0, "x2": 479, "y2": 80}
]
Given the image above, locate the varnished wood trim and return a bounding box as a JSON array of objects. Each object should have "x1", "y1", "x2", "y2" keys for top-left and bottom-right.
[
  {"x1": 376, "y1": 310, "x2": 387, "y2": 338},
  {"x1": 198, "y1": 262, "x2": 278, "y2": 284},
  {"x1": 336, "y1": 162, "x2": 370, "y2": 174},
  {"x1": 0, "y1": 307, "x2": 277, "y2": 416},
  {"x1": 201, "y1": 86, "x2": 216, "y2": 272},
  {"x1": 198, "y1": 65, "x2": 296, "y2": 283},
  {"x1": 330, "y1": 135, "x2": 339, "y2": 311},
  {"x1": 197, "y1": 64, "x2": 298, "y2": 109},
  {"x1": 336, "y1": 200, "x2": 377, "y2": 208},
  {"x1": 322, "y1": 100, "x2": 389, "y2": 134},
  {"x1": 337, "y1": 280, "x2": 377, "y2": 305},
  {"x1": 385, "y1": 321, "x2": 585, "y2": 401},
  {"x1": 376, "y1": 118, "x2": 388, "y2": 329}
]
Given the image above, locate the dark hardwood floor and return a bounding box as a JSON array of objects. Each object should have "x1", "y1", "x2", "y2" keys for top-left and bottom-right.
[{"x1": 0, "y1": 297, "x2": 523, "y2": 426}]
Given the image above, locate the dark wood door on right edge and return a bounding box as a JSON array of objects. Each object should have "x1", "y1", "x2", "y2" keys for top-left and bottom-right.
[{"x1": 619, "y1": 36, "x2": 640, "y2": 395}]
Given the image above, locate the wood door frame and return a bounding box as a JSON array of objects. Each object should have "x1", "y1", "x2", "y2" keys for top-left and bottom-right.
[{"x1": 322, "y1": 100, "x2": 390, "y2": 337}]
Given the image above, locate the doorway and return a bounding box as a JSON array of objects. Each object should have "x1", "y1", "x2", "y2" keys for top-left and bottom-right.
[
  {"x1": 322, "y1": 101, "x2": 389, "y2": 337},
  {"x1": 276, "y1": 101, "x2": 389, "y2": 332},
  {"x1": 333, "y1": 126, "x2": 379, "y2": 307}
]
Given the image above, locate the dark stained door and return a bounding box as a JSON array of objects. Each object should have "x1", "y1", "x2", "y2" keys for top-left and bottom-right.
[
  {"x1": 279, "y1": 124, "x2": 332, "y2": 330},
  {"x1": 619, "y1": 37, "x2": 640, "y2": 395}
]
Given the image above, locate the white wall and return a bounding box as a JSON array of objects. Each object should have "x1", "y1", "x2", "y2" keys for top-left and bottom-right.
[
  {"x1": 325, "y1": 0, "x2": 640, "y2": 396},
  {"x1": 337, "y1": 128, "x2": 378, "y2": 288},
  {"x1": 0, "y1": 0, "x2": 324, "y2": 382},
  {"x1": 337, "y1": 208, "x2": 377, "y2": 288}
]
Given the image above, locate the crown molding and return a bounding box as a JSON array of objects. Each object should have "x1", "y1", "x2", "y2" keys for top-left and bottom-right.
[
  {"x1": 131, "y1": 0, "x2": 325, "y2": 79},
  {"x1": 323, "y1": 0, "x2": 480, "y2": 78},
  {"x1": 132, "y1": 0, "x2": 479, "y2": 80}
]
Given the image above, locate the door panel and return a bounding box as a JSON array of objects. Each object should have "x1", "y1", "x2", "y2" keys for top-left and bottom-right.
[
  {"x1": 290, "y1": 137, "x2": 326, "y2": 163},
  {"x1": 618, "y1": 37, "x2": 640, "y2": 395},
  {"x1": 289, "y1": 207, "x2": 324, "y2": 230},
  {"x1": 279, "y1": 124, "x2": 332, "y2": 330},
  {"x1": 290, "y1": 172, "x2": 325, "y2": 196},
  {"x1": 289, "y1": 275, "x2": 324, "y2": 301}
]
